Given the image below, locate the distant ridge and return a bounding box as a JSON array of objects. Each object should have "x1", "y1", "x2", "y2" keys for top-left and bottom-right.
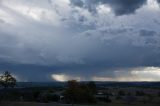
[{"x1": 13, "y1": 81, "x2": 160, "y2": 88}]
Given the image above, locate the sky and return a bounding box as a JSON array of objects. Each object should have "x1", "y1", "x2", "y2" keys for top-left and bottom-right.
[{"x1": 0, "y1": 0, "x2": 160, "y2": 82}]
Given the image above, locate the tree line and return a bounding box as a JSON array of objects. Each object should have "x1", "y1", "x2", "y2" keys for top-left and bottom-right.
[{"x1": 0, "y1": 71, "x2": 99, "y2": 104}]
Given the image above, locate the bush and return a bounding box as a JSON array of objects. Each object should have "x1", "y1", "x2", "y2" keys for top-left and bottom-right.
[
  {"x1": 118, "y1": 90, "x2": 125, "y2": 96},
  {"x1": 64, "y1": 80, "x2": 97, "y2": 104},
  {"x1": 136, "y1": 91, "x2": 145, "y2": 96},
  {"x1": 47, "y1": 94, "x2": 60, "y2": 102}
]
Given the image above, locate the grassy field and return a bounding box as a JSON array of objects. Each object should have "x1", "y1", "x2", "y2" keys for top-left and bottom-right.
[{"x1": 0, "y1": 102, "x2": 160, "y2": 106}]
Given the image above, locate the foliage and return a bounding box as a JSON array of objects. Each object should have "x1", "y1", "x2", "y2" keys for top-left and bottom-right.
[
  {"x1": 64, "y1": 80, "x2": 97, "y2": 104},
  {"x1": 0, "y1": 71, "x2": 17, "y2": 88},
  {"x1": 158, "y1": 92, "x2": 160, "y2": 97},
  {"x1": 87, "y1": 81, "x2": 97, "y2": 94},
  {"x1": 118, "y1": 90, "x2": 125, "y2": 96},
  {"x1": 136, "y1": 91, "x2": 146, "y2": 96}
]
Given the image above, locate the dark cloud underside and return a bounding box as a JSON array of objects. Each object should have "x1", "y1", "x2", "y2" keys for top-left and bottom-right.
[
  {"x1": 70, "y1": 0, "x2": 147, "y2": 15},
  {"x1": 0, "y1": 0, "x2": 160, "y2": 81}
]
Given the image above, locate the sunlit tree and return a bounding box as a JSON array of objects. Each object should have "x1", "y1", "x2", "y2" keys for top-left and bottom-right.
[{"x1": 0, "y1": 71, "x2": 17, "y2": 88}]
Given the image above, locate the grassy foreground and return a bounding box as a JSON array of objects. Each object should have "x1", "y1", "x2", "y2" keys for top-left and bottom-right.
[{"x1": 0, "y1": 102, "x2": 159, "y2": 106}]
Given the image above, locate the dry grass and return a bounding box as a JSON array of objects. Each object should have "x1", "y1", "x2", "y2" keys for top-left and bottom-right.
[{"x1": 0, "y1": 102, "x2": 160, "y2": 106}]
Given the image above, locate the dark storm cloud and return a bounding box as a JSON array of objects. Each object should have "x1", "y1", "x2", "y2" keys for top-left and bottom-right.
[
  {"x1": 70, "y1": 0, "x2": 147, "y2": 15},
  {"x1": 139, "y1": 29, "x2": 157, "y2": 37},
  {"x1": 0, "y1": 63, "x2": 60, "y2": 81},
  {"x1": 70, "y1": 0, "x2": 84, "y2": 7},
  {"x1": 153, "y1": 19, "x2": 160, "y2": 25},
  {"x1": 0, "y1": 0, "x2": 160, "y2": 81},
  {"x1": 105, "y1": 0, "x2": 147, "y2": 15}
]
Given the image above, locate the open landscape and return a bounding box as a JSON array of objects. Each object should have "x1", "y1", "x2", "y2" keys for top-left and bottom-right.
[
  {"x1": 1, "y1": 0, "x2": 160, "y2": 106},
  {"x1": 0, "y1": 75, "x2": 160, "y2": 106}
]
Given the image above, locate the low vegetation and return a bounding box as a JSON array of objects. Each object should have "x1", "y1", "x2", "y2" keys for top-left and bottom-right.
[{"x1": 0, "y1": 71, "x2": 160, "y2": 106}]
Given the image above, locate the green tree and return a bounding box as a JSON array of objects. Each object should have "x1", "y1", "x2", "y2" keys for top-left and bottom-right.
[
  {"x1": 0, "y1": 71, "x2": 17, "y2": 88},
  {"x1": 64, "y1": 80, "x2": 96, "y2": 104},
  {"x1": 87, "y1": 81, "x2": 97, "y2": 94},
  {"x1": 64, "y1": 80, "x2": 79, "y2": 104}
]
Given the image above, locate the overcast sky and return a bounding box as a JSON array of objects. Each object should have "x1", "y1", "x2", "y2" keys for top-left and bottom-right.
[{"x1": 0, "y1": 0, "x2": 160, "y2": 82}]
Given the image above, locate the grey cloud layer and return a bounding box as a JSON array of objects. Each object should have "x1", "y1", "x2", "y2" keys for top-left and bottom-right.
[
  {"x1": 0, "y1": 0, "x2": 160, "y2": 81},
  {"x1": 70, "y1": 0, "x2": 147, "y2": 15}
]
